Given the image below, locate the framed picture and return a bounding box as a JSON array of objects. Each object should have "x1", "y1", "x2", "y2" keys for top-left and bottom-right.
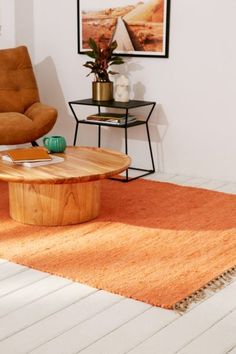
[{"x1": 77, "y1": 0, "x2": 171, "y2": 58}]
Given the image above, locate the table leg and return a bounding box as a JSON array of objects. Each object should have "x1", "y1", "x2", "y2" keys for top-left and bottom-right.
[
  {"x1": 73, "y1": 121, "x2": 79, "y2": 146},
  {"x1": 8, "y1": 181, "x2": 101, "y2": 226}
]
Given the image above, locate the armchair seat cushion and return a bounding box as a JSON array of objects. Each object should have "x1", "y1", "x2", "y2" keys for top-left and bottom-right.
[{"x1": 0, "y1": 103, "x2": 57, "y2": 145}]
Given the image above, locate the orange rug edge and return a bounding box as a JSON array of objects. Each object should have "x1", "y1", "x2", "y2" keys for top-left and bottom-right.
[
  {"x1": 172, "y1": 264, "x2": 236, "y2": 313},
  {"x1": 2, "y1": 256, "x2": 236, "y2": 312}
]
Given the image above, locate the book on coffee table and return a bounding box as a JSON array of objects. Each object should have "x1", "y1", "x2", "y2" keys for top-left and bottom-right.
[
  {"x1": 3, "y1": 147, "x2": 51, "y2": 163},
  {"x1": 2, "y1": 154, "x2": 64, "y2": 167}
]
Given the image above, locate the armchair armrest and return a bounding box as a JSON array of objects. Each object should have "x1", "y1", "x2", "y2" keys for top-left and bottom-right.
[{"x1": 25, "y1": 102, "x2": 57, "y2": 138}]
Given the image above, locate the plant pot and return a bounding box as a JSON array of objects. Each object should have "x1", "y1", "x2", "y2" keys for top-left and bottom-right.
[{"x1": 92, "y1": 82, "x2": 113, "y2": 101}]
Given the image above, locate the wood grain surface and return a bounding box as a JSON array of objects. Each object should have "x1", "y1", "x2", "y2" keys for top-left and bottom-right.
[
  {"x1": 9, "y1": 181, "x2": 101, "y2": 226},
  {"x1": 0, "y1": 146, "x2": 131, "y2": 184}
]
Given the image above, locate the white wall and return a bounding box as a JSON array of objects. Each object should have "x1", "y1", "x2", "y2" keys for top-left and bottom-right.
[
  {"x1": 15, "y1": 0, "x2": 34, "y2": 60},
  {"x1": 13, "y1": 0, "x2": 236, "y2": 180},
  {"x1": 0, "y1": 0, "x2": 15, "y2": 48}
]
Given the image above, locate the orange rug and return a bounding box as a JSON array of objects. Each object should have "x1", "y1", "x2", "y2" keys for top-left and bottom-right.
[{"x1": 0, "y1": 179, "x2": 236, "y2": 311}]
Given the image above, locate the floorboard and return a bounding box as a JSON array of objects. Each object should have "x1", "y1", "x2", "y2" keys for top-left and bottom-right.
[
  {"x1": 228, "y1": 345, "x2": 236, "y2": 353},
  {"x1": 0, "y1": 262, "x2": 27, "y2": 281},
  {"x1": 177, "y1": 307, "x2": 236, "y2": 354},
  {"x1": 0, "y1": 269, "x2": 48, "y2": 298},
  {"x1": 0, "y1": 283, "x2": 96, "y2": 342},
  {"x1": 0, "y1": 259, "x2": 8, "y2": 265},
  {"x1": 213, "y1": 182, "x2": 236, "y2": 194},
  {"x1": 0, "y1": 275, "x2": 69, "y2": 318},
  {"x1": 30, "y1": 298, "x2": 150, "y2": 354},
  {"x1": 0, "y1": 291, "x2": 123, "y2": 354},
  {"x1": 127, "y1": 281, "x2": 236, "y2": 354},
  {"x1": 79, "y1": 307, "x2": 178, "y2": 354}
]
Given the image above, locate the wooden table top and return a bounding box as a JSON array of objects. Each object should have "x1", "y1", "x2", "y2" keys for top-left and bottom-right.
[{"x1": 0, "y1": 146, "x2": 131, "y2": 184}]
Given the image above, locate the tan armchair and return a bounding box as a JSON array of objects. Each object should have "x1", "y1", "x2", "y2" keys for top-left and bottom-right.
[{"x1": 0, "y1": 46, "x2": 57, "y2": 145}]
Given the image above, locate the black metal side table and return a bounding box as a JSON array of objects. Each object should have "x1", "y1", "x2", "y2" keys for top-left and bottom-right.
[{"x1": 68, "y1": 98, "x2": 156, "y2": 182}]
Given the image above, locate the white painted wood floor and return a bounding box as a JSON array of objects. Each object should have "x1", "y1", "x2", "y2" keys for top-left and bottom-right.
[{"x1": 0, "y1": 173, "x2": 236, "y2": 354}]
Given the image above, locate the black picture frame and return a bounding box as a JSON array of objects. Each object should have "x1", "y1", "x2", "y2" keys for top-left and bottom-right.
[{"x1": 77, "y1": 0, "x2": 171, "y2": 58}]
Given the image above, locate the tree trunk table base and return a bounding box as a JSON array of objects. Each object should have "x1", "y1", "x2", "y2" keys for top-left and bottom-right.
[{"x1": 9, "y1": 181, "x2": 101, "y2": 226}]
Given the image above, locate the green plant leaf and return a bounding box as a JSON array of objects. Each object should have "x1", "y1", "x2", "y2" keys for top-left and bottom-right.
[
  {"x1": 83, "y1": 62, "x2": 95, "y2": 69},
  {"x1": 84, "y1": 60, "x2": 95, "y2": 65},
  {"x1": 109, "y1": 59, "x2": 124, "y2": 66},
  {"x1": 88, "y1": 38, "x2": 98, "y2": 53},
  {"x1": 83, "y1": 50, "x2": 96, "y2": 59},
  {"x1": 110, "y1": 40, "x2": 118, "y2": 52},
  {"x1": 108, "y1": 70, "x2": 119, "y2": 75}
]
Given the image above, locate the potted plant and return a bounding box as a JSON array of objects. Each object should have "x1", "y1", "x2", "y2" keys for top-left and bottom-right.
[{"x1": 83, "y1": 38, "x2": 124, "y2": 101}]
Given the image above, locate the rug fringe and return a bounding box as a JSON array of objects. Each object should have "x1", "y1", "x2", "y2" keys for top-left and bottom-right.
[{"x1": 172, "y1": 265, "x2": 236, "y2": 314}]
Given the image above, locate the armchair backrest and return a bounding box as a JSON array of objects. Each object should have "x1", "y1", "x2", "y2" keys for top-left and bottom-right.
[{"x1": 0, "y1": 46, "x2": 40, "y2": 113}]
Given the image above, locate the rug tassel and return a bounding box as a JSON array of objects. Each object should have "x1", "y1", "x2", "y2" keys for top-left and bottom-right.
[{"x1": 173, "y1": 265, "x2": 236, "y2": 314}]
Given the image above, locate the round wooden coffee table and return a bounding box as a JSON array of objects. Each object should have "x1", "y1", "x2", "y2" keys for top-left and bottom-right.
[{"x1": 0, "y1": 146, "x2": 130, "y2": 226}]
